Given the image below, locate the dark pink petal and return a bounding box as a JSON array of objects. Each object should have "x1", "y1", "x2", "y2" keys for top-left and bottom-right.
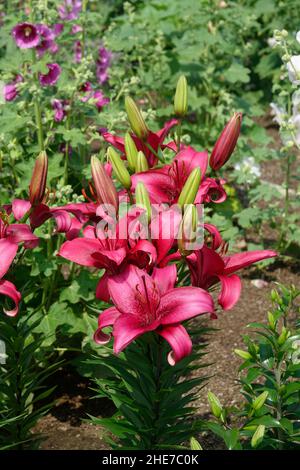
[
  {"x1": 159, "y1": 286, "x2": 214, "y2": 324},
  {"x1": 96, "y1": 272, "x2": 110, "y2": 302},
  {"x1": 155, "y1": 119, "x2": 178, "y2": 144},
  {"x1": 131, "y1": 170, "x2": 173, "y2": 204},
  {"x1": 58, "y1": 238, "x2": 102, "y2": 267},
  {"x1": 157, "y1": 324, "x2": 192, "y2": 366},
  {"x1": 92, "y1": 247, "x2": 127, "y2": 269},
  {"x1": 101, "y1": 132, "x2": 125, "y2": 153},
  {"x1": 66, "y1": 218, "x2": 83, "y2": 240},
  {"x1": 223, "y1": 250, "x2": 277, "y2": 275},
  {"x1": 187, "y1": 245, "x2": 224, "y2": 288},
  {"x1": 0, "y1": 239, "x2": 18, "y2": 278},
  {"x1": 107, "y1": 265, "x2": 160, "y2": 316},
  {"x1": 152, "y1": 265, "x2": 177, "y2": 295},
  {"x1": 175, "y1": 147, "x2": 208, "y2": 180},
  {"x1": 0, "y1": 280, "x2": 21, "y2": 316},
  {"x1": 51, "y1": 209, "x2": 72, "y2": 233},
  {"x1": 83, "y1": 225, "x2": 96, "y2": 239},
  {"x1": 7, "y1": 224, "x2": 39, "y2": 246},
  {"x1": 217, "y1": 274, "x2": 241, "y2": 310},
  {"x1": 129, "y1": 239, "x2": 157, "y2": 267},
  {"x1": 94, "y1": 306, "x2": 121, "y2": 344},
  {"x1": 151, "y1": 208, "x2": 182, "y2": 264},
  {"x1": 204, "y1": 223, "x2": 223, "y2": 250},
  {"x1": 12, "y1": 199, "x2": 31, "y2": 221},
  {"x1": 113, "y1": 313, "x2": 158, "y2": 354}
]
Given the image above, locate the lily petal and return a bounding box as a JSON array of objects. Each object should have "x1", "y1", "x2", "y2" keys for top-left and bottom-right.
[
  {"x1": 12, "y1": 199, "x2": 31, "y2": 221},
  {"x1": 157, "y1": 324, "x2": 192, "y2": 366},
  {"x1": 159, "y1": 286, "x2": 214, "y2": 324},
  {"x1": 0, "y1": 279, "x2": 21, "y2": 316},
  {"x1": 217, "y1": 274, "x2": 241, "y2": 310},
  {"x1": 113, "y1": 313, "x2": 157, "y2": 354},
  {"x1": 94, "y1": 306, "x2": 121, "y2": 344},
  {"x1": 59, "y1": 238, "x2": 103, "y2": 267},
  {"x1": 223, "y1": 250, "x2": 277, "y2": 275},
  {"x1": 96, "y1": 272, "x2": 110, "y2": 302},
  {"x1": 0, "y1": 239, "x2": 18, "y2": 278},
  {"x1": 152, "y1": 265, "x2": 177, "y2": 295}
]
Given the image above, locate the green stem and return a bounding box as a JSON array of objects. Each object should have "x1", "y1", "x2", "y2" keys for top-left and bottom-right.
[
  {"x1": 144, "y1": 142, "x2": 165, "y2": 163},
  {"x1": 63, "y1": 114, "x2": 71, "y2": 185},
  {"x1": 31, "y1": 50, "x2": 44, "y2": 151}
]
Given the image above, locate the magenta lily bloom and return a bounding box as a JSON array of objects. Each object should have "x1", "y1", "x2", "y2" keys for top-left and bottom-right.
[
  {"x1": 39, "y1": 63, "x2": 61, "y2": 86},
  {"x1": 94, "y1": 264, "x2": 214, "y2": 365},
  {"x1": 12, "y1": 23, "x2": 40, "y2": 49},
  {"x1": 187, "y1": 245, "x2": 277, "y2": 310},
  {"x1": 101, "y1": 118, "x2": 178, "y2": 167}
]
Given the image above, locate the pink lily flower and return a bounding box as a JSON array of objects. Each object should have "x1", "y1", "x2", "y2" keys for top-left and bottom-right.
[
  {"x1": 187, "y1": 245, "x2": 277, "y2": 310},
  {"x1": 101, "y1": 118, "x2": 178, "y2": 167},
  {"x1": 94, "y1": 264, "x2": 214, "y2": 365}
]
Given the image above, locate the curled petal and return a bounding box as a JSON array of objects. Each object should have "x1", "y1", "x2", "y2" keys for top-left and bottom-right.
[
  {"x1": 51, "y1": 209, "x2": 72, "y2": 233},
  {"x1": 157, "y1": 324, "x2": 192, "y2": 366},
  {"x1": 94, "y1": 306, "x2": 121, "y2": 344},
  {"x1": 159, "y1": 287, "x2": 214, "y2": 324},
  {"x1": 66, "y1": 218, "x2": 83, "y2": 240},
  {"x1": 204, "y1": 223, "x2": 223, "y2": 250},
  {"x1": 0, "y1": 280, "x2": 21, "y2": 316},
  {"x1": 96, "y1": 272, "x2": 110, "y2": 302},
  {"x1": 217, "y1": 274, "x2": 241, "y2": 310},
  {"x1": 152, "y1": 265, "x2": 177, "y2": 295}
]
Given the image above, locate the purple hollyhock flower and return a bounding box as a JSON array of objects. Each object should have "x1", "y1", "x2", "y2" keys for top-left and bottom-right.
[
  {"x1": 73, "y1": 40, "x2": 82, "y2": 63},
  {"x1": 96, "y1": 46, "x2": 112, "y2": 84},
  {"x1": 36, "y1": 24, "x2": 55, "y2": 57},
  {"x1": 93, "y1": 90, "x2": 109, "y2": 111},
  {"x1": 12, "y1": 23, "x2": 40, "y2": 49},
  {"x1": 58, "y1": 0, "x2": 82, "y2": 21},
  {"x1": 71, "y1": 24, "x2": 82, "y2": 34},
  {"x1": 39, "y1": 63, "x2": 61, "y2": 86},
  {"x1": 3, "y1": 75, "x2": 23, "y2": 102},
  {"x1": 52, "y1": 99, "x2": 68, "y2": 122},
  {"x1": 52, "y1": 23, "x2": 64, "y2": 37}
]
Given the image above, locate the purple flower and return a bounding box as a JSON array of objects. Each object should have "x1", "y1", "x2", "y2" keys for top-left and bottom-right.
[
  {"x1": 3, "y1": 75, "x2": 23, "y2": 102},
  {"x1": 58, "y1": 0, "x2": 82, "y2": 21},
  {"x1": 73, "y1": 40, "x2": 82, "y2": 63},
  {"x1": 36, "y1": 24, "x2": 55, "y2": 57},
  {"x1": 39, "y1": 63, "x2": 61, "y2": 86},
  {"x1": 93, "y1": 90, "x2": 109, "y2": 111},
  {"x1": 12, "y1": 23, "x2": 40, "y2": 49},
  {"x1": 71, "y1": 24, "x2": 82, "y2": 34},
  {"x1": 52, "y1": 99, "x2": 68, "y2": 122},
  {"x1": 96, "y1": 46, "x2": 112, "y2": 84},
  {"x1": 52, "y1": 23, "x2": 64, "y2": 37}
]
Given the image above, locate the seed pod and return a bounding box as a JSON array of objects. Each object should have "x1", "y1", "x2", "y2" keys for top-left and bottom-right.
[{"x1": 108, "y1": 147, "x2": 131, "y2": 190}]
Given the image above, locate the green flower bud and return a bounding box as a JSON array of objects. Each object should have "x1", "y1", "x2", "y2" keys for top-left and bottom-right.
[
  {"x1": 278, "y1": 326, "x2": 289, "y2": 345},
  {"x1": 136, "y1": 150, "x2": 149, "y2": 172},
  {"x1": 178, "y1": 204, "x2": 198, "y2": 256},
  {"x1": 267, "y1": 311, "x2": 276, "y2": 329},
  {"x1": 190, "y1": 437, "x2": 203, "y2": 450},
  {"x1": 135, "y1": 182, "x2": 151, "y2": 222},
  {"x1": 125, "y1": 96, "x2": 149, "y2": 140},
  {"x1": 177, "y1": 167, "x2": 201, "y2": 208},
  {"x1": 207, "y1": 391, "x2": 223, "y2": 419},
  {"x1": 234, "y1": 349, "x2": 252, "y2": 360},
  {"x1": 107, "y1": 147, "x2": 131, "y2": 190},
  {"x1": 251, "y1": 425, "x2": 265, "y2": 448},
  {"x1": 252, "y1": 391, "x2": 268, "y2": 411},
  {"x1": 174, "y1": 75, "x2": 188, "y2": 117},
  {"x1": 124, "y1": 132, "x2": 138, "y2": 171}
]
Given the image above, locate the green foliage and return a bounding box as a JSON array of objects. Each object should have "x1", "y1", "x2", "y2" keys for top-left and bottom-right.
[
  {"x1": 200, "y1": 284, "x2": 300, "y2": 449},
  {"x1": 89, "y1": 328, "x2": 212, "y2": 449}
]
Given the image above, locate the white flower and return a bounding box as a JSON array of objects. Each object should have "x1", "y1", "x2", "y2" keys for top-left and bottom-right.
[
  {"x1": 270, "y1": 102, "x2": 285, "y2": 125},
  {"x1": 287, "y1": 55, "x2": 300, "y2": 85},
  {"x1": 267, "y1": 37, "x2": 278, "y2": 48},
  {"x1": 234, "y1": 156, "x2": 261, "y2": 183},
  {"x1": 296, "y1": 31, "x2": 300, "y2": 44}
]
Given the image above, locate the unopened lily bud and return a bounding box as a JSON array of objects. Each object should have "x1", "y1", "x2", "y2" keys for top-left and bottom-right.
[
  {"x1": 108, "y1": 147, "x2": 131, "y2": 190},
  {"x1": 178, "y1": 204, "x2": 198, "y2": 255},
  {"x1": 177, "y1": 167, "x2": 201, "y2": 208},
  {"x1": 278, "y1": 326, "x2": 290, "y2": 345},
  {"x1": 207, "y1": 391, "x2": 223, "y2": 419},
  {"x1": 125, "y1": 96, "x2": 149, "y2": 141},
  {"x1": 91, "y1": 155, "x2": 118, "y2": 210},
  {"x1": 29, "y1": 151, "x2": 48, "y2": 205},
  {"x1": 234, "y1": 349, "x2": 252, "y2": 360},
  {"x1": 267, "y1": 311, "x2": 276, "y2": 329},
  {"x1": 252, "y1": 391, "x2": 268, "y2": 411},
  {"x1": 174, "y1": 75, "x2": 188, "y2": 117},
  {"x1": 124, "y1": 132, "x2": 138, "y2": 171},
  {"x1": 190, "y1": 437, "x2": 203, "y2": 450},
  {"x1": 209, "y1": 112, "x2": 242, "y2": 171},
  {"x1": 135, "y1": 182, "x2": 151, "y2": 222},
  {"x1": 251, "y1": 425, "x2": 265, "y2": 448},
  {"x1": 136, "y1": 150, "x2": 149, "y2": 172}
]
